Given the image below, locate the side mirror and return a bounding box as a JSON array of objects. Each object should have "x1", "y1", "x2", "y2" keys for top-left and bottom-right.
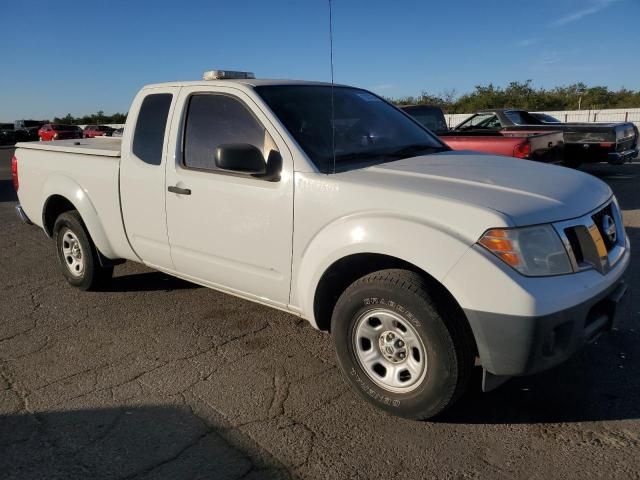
[{"x1": 215, "y1": 144, "x2": 266, "y2": 175}]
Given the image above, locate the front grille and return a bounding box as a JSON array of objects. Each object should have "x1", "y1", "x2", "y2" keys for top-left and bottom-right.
[
  {"x1": 564, "y1": 227, "x2": 584, "y2": 264},
  {"x1": 591, "y1": 203, "x2": 616, "y2": 251},
  {"x1": 555, "y1": 200, "x2": 625, "y2": 275}
]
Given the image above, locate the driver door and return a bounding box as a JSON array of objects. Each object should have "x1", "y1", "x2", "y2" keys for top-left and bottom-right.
[{"x1": 164, "y1": 86, "x2": 294, "y2": 308}]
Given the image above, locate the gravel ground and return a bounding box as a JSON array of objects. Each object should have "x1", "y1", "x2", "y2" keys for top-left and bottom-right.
[{"x1": 1, "y1": 146, "x2": 639, "y2": 479}]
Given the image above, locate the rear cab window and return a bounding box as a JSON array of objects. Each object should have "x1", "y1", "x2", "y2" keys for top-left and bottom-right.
[{"x1": 132, "y1": 93, "x2": 173, "y2": 166}]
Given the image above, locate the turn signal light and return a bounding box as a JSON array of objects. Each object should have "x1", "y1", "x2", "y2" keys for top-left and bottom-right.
[{"x1": 479, "y1": 229, "x2": 521, "y2": 267}]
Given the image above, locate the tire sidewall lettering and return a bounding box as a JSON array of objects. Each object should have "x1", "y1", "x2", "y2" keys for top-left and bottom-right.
[
  {"x1": 350, "y1": 367, "x2": 401, "y2": 407},
  {"x1": 362, "y1": 297, "x2": 421, "y2": 328}
]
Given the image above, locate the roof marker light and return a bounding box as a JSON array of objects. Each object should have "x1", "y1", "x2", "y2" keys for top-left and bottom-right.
[{"x1": 203, "y1": 70, "x2": 255, "y2": 80}]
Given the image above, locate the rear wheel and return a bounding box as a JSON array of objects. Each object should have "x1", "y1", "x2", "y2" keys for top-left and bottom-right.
[
  {"x1": 53, "y1": 211, "x2": 113, "y2": 290},
  {"x1": 331, "y1": 269, "x2": 474, "y2": 420}
]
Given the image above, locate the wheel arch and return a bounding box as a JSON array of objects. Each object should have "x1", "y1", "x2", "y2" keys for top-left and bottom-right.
[
  {"x1": 312, "y1": 252, "x2": 475, "y2": 350},
  {"x1": 40, "y1": 175, "x2": 118, "y2": 258},
  {"x1": 294, "y1": 215, "x2": 474, "y2": 330}
]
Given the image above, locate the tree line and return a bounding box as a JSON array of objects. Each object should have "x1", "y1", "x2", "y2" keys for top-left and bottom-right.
[
  {"x1": 53, "y1": 111, "x2": 127, "y2": 125},
  {"x1": 389, "y1": 81, "x2": 640, "y2": 113}
]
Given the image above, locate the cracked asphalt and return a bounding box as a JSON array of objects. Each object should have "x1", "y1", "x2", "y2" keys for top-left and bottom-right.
[{"x1": 1, "y1": 146, "x2": 639, "y2": 479}]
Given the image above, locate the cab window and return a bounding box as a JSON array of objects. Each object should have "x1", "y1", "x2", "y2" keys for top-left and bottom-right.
[
  {"x1": 183, "y1": 94, "x2": 272, "y2": 171},
  {"x1": 132, "y1": 93, "x2": 173, "y2": 166}
]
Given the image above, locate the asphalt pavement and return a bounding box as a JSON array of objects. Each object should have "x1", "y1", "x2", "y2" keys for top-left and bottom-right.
[{"x1": 1, "y1": 145, "x2": 639, "y2": 479}]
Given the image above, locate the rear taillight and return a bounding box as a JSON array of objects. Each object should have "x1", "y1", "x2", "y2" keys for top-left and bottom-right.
[
  {"x1": 11, "y1": 155, "x2": 18, "y2": 192},
  {"x1": 513, "y1": 142, "x2": 532, "y2": 159}
]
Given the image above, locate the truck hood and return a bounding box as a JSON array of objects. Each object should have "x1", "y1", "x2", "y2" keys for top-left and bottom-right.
[{"x1": 350, "y1": 151, "x2": 612, "y2": 226}]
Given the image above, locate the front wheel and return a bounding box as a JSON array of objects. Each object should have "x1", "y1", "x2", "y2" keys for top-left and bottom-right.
[
  {"x1": 53, "y1": 211, "x2": 113, "y2": 291},
  {"x1": 331, "y1": 269, "x2": 475, "y2": 420}
]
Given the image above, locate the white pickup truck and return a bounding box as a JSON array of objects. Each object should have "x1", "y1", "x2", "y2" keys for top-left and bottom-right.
[{"x1": 12, "y1": 71, "x2": 630, "y2": 419}]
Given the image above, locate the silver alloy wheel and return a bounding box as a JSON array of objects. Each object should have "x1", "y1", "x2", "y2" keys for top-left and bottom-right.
[
  {"x1": 353, "y1": 309, "x2": 428, "y2": 393},
  {"x1": 61, "y1": 229, "x2": 85, "y2": 277}
]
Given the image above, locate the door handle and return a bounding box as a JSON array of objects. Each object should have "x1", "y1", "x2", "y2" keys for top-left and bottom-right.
[{"x1": 168, "y1": 185, "x2": 191, "y2": 195}]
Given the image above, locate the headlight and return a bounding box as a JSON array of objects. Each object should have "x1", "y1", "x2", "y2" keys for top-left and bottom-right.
[{"x1": 478, "y1": 225, "x2": 572, "y2": 276}]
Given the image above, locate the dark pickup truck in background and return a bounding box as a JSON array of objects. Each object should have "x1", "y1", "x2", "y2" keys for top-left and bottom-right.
[
  {"x1": 14, "y1": 120, "x2": 48, "y2": 142},
  {"x1": 0, "y1": 123, "x2": 16, "y2": 146},
  {"x1": 455, "y1": 109, "x2": 638, "y2": 167},
  {"x1": 401, "y1": 105, "x2": 564, "y2": 163}
]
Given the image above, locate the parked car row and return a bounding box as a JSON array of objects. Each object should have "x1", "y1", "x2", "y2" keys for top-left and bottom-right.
[
  {"x1": 0, "y1": 121, "x2": 121, "y2": 144},
  {"x1": 38, "y1": 124, "x2": 118, "y2": 141},
  {"x1": 401, "y1": 106, "x2": 639, "y2": 167},
  {"x1": 37, "y1": 124, "x2": 83, "y2": 141},
  {"x1": 6, "y1": 105, "x2": 637, "y2": 168}
]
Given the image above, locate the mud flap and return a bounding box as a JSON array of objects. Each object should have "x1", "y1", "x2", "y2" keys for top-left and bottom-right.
[{"x1": 482, "y1": 369, "x2": 511, "y2": 392}]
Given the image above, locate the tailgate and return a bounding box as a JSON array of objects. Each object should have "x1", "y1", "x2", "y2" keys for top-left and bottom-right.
[{"x1": 526, "y1": 131, "x2": 565, "y2": 164}]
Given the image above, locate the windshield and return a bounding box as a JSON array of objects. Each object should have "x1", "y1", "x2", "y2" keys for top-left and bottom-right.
[
  {"x1": 455, "y1": 113, "x2": 502, "y2": 130},
  {"x1": 53, "y1": 124, "x2": 78, "y2": 130},
  {"x1": 255, "y1": 85, "x2": 447, "y2": 172}
]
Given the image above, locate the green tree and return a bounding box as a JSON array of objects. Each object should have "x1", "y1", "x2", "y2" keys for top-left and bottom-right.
[{"x1": 389, "y1": 82, "x2": 640, "y2": 111}]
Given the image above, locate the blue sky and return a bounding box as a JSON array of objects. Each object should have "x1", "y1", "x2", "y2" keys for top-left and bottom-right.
[{"x1": 1, "y1": 0, "x2": 639, "y2": 120}]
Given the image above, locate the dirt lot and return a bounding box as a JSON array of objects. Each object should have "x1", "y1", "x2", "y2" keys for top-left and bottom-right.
[{"x1": 1, "y1": 145, "x2": 639, "y2": 479}]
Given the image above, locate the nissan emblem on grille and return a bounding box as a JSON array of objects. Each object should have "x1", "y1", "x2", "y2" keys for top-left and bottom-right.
[{"x1": 602, "y1": 214, "x2": 617, "y2": 244}]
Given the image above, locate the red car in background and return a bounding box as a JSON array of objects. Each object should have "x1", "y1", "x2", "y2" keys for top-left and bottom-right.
[
  {"x1": 38, "y1": 124, "x2": 83, "y2": 141},
  {"x1": 83, "y1": 125, "x2": 114, "y2": 138}
]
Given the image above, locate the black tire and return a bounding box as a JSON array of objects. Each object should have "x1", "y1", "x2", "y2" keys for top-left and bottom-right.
[
  {"x1": 331, "y1": 269, "x2": 475, "y2": 420},
  {"x1": 53, "y1": 211, "x2": 113, "y2": 291}
]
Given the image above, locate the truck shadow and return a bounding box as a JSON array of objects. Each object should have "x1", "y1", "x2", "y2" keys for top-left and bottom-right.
[
  {"x1": 439, "y1": 224, "x2": 639, "y2": 425},
  {"x1": 0, "y1": 179, "x2": 17, "y2": 203},
  {"x1": 103, "y1": 271, "x2": 201, "y2": 292},
  {"x1": 0, "y1": 406, "x2": 291, "y2": 479}
]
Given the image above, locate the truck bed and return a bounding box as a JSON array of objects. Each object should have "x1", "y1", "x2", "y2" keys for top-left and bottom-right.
[
  {"x1": 14, "y1": 137, "x2": 134, "y2": 262},
  {"x1": 16, "y1": 138, "x2": 122, "y2": 157},
  {"x1": 438, "y1": 130, "x2": 564, "y2": 163}
]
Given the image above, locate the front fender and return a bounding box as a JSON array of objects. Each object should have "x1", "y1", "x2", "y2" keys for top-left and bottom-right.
[
  {"x1": 41, "y1": 174, "x2": 118, "y2": 258},
  {"x1": 293, "y1": 213, "x2": 473, "y2": 327}
]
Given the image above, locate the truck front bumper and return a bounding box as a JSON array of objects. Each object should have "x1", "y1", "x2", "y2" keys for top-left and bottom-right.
[
  {"x1": 444, "y1": 237, "x2": 630, "y2": 378},
  {"x1": 464, "y1": 277, "x2": 628, "y2": 378}
]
